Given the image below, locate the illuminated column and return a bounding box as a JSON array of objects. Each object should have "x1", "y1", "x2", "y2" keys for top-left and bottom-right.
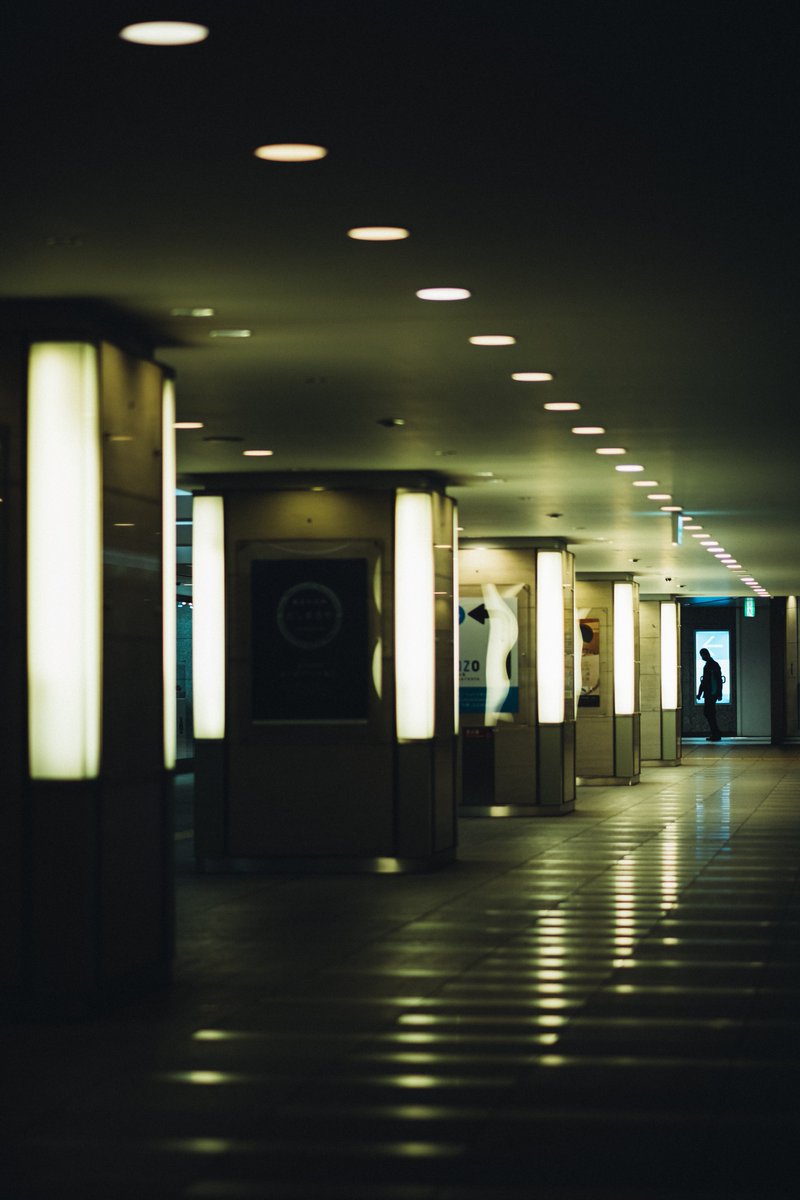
[
  {"x1": 659, "y1": 599, "x2": 681, "y2": 762},
  {"x1": 16, "y1": 332, "x2": 173, "y2": 1007},
  {"x1": 536, "y1": 546, "x2": 577, "y2": 809},
  {"x1": 458, "y1": 538, "x2": 575, "y2": 814},
  {"x1": 192, "y1": 495, "x2": 227, "y2": 739},
  {"x1": 613, "y1": 580, "x2": 639, "y2": 780},
  {"x1": 576, "y1": 572, "x2": 640, "y2": 785},
  {"x1": 638, "y1": 597, "x2": 681, "y2": 765},
  {"x1": 162, "y1": 377, "x2": 177, "y2": 770}
]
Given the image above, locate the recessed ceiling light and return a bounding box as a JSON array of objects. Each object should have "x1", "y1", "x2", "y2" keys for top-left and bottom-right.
[
  {"x1": 209, "y1": 329, "x2": 252, "y2": 338},
  {"x1": 347, "y1": 226, "x2": 409, "y2": 241},
  {"x1": 544, "y1": 402, "x2": 581, "y2": 411},
  {"x1": 469, "y1": 335, "x2": 516, "y2": 346},
  {"x1": 632, "y1": 479, "x2": 658, "y2": 487},
  {"x1": 475, "y1": 471, "x2": 494, "y2": 477},
  {"x1": 254, "y1": 144, "x2": 328, "y2": 162},
  {"x1": 243, "y1": 449, "x2": 274, "y2": 457},
  {"x1": 725, "y1": 563, "x2": 742, "y2": 569},
  {"x1": 648, "y1": 493, "x2": 671, "y2": 500},
  {"x1": 310, "y1": 486, "x2": 326, "y2": 492},
  {"x1": 377, "y1": 417, "x2": 406, "y2": 427},
  {"x1": 596, "y1": 447, "x2": 626, "y2": 455},
  {"x1": 107, "y1": 434, "x2": 134, "y2": 442},
  {"x1": 119, "y1": 22, "x2": 209, "y2": 46},
  {"x1": 660, "y1": 505, "x2": 683, "y2": 512},
  {"x1": 511, "y1": 372, "x2": 554, "y2": 382},
  {"x1": 572, "y1": 426, "x2": 605, "y2": 435},
  {"x1": 682, "y1": 523, "x2": 702, "y2": 530},
  {"x1": 416, "y1": 287, "x2": 471, "y2": 301},
  {"x1": 713, "y1": 551, "x2": 729, "y2": 557},
  {"x1": 692, "y1": 532, "x2": 709, "y2": 538},
  {"x1": 700, "y1": 540, "x2": 719, "y2": 546},
  {"x1": 113, "y1": 522, "x2": 135, "y2": 528},
  {"x1": 170, "y1": 307, "x2": 215, "y2": 317},
  {"x1": 174, "y1": 421, "x2": 204, "y2": 430},
  {"x1": 615, "y1": 464, "x2": 645, "y2": 472}
]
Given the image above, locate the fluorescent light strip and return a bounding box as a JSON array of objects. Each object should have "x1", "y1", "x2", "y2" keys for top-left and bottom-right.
[
  {"x1": 192, "y1": 496, "x2": 226, "y2": 739},
  {"x1": 537, "y1": 552, "x2": 565, "y2": 723},
  {"x1": 395, "y1": 491, "x2": 435, "y2": 740},
  {"x1": 613, "y1": 583, "x2": 635, "y2": 716},
  {"x1": 162, "y1": 378, "x2": 177, "y2": 769},
  {"x1": 452, "y1": 508, "x2": 460, "y2": 735},
  {"x1": 660, "y1": 602, "x2": 678, "y2": 710},
  {"x1": 27, "y1": 343, "x2": 102, "y2": 779}
]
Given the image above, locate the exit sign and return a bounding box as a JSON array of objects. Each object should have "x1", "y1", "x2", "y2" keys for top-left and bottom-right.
[{"x1": 744, "y1": 597, "x2": 756, "y2": 618}]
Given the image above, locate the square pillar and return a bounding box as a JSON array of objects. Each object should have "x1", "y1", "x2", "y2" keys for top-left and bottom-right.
[
  {"x1": 185, "y1": 472, "x2": 459, "y2": 872},
  {"x1": 1, "y1": 322, "x2": 174, "y2": 1014},
  {"x1": 576, "y1": 573, "x2": 640, "y2": 785}
]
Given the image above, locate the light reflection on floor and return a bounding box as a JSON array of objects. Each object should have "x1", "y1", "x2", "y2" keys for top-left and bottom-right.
[{"x1": 3, "y1": 745, "x2": 800, "y2": 1198}]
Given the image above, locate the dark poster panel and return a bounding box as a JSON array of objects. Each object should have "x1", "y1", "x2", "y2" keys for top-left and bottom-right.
[{"x1": 251, "y1": 558, "x2": 369, "y2": 722}]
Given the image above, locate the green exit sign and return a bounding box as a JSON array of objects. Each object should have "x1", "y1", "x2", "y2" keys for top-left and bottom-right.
[{"x1": 744, "y1": 597, "x2": 756, "y2": 618}]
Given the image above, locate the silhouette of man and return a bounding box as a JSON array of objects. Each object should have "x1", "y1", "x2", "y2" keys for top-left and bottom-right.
[{"x1": 697, "y1": 647, "x2": 723, "y2": 741}]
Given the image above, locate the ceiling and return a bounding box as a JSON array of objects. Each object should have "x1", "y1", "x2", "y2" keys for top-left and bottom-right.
[{"x1": 2, "y1": 1, "x2": 798, "y2": 598}]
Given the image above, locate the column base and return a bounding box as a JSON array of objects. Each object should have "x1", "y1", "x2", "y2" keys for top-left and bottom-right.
[
  {"x1": 460, "y1": 800, "x2": 575, "y2": 817},
  {"x1": 577, "y1": 774, "x2": 640, "y2": 786}
]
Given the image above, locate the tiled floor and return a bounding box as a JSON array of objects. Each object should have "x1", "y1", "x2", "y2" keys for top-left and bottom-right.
[{"x1": 3, "y1": 743, "x2": 800, "y2": 1199}]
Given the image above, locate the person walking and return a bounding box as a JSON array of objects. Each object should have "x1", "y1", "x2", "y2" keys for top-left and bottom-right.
[{"x1": 697, "y1": 647, "x2": 723, "y2": 741}]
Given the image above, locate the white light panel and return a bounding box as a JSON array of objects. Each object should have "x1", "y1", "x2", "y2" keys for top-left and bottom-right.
[
  {"x1": 395, "y1": 491, "x2": 435, "y2": 740},
  {"x1": 192, "y1": 496, "x2": 226, "y2": 739},
  {"x1": 27, "y1": 343, "x2": 102, "y2": 779}
]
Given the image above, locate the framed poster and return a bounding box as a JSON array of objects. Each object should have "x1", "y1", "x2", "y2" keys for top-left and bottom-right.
[
  {"x1": 251, "y1": 557, "x2": 369, "y2": 722},
  {"x1": 458, "y1": 586, "x2": 520, "y2": 716},
  {"x1": 578, "y1": 614, "x2": 601, "y2": 707}
]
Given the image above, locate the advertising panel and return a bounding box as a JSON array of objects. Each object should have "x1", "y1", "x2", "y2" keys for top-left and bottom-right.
[
  {"x1": 458, "y1": 586, "x2": 519, "y2": 717},
  {"x1": 251, "y1": 557, "x2": 369, "y2": 722}
]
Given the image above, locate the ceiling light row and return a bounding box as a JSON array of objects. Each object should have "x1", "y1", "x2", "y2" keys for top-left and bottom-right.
[
  {"x1": 688, "y1": 525, "x2": 767, "y2": 594},
  {"x1": 147, "y1": 37, "x2": 764, "y2": 594}
]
